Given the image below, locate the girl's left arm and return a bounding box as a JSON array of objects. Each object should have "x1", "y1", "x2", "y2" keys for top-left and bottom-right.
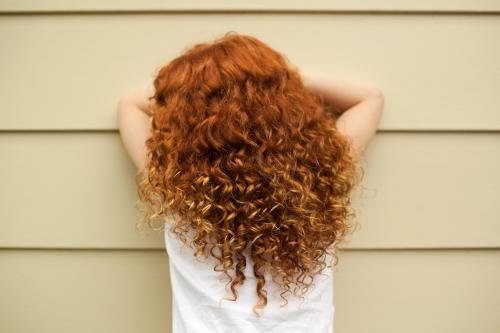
[{"x1": 116, "y1": 85, "x2": 157, "y2": 170}]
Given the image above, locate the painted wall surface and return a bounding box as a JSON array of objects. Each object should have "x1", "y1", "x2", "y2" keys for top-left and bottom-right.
[{"x1": 1, "y1": 2, "x2": 499, "y2": 332}]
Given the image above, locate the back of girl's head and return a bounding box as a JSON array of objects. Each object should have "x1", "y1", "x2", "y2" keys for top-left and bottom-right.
[{"x1": 136, "y1": 31, "x2": 363, "y2": 317}]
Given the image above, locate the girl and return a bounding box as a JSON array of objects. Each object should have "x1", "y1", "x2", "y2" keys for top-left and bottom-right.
[{"x1": 117, "y1": 32, "x2": 384, "y2": 333}]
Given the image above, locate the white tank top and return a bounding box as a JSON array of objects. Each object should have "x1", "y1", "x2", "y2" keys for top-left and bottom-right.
[{"x1": 163, "y1": 213, "x2": 335, "y2": 333}]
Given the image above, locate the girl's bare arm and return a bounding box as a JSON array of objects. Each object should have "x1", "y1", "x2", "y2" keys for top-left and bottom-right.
[
  {"x1": 301, "y1": 71, "x2": 385, "y2": 160},
  {"x1": 116, "y1": 85, "x2": 156, "y2": 170}
]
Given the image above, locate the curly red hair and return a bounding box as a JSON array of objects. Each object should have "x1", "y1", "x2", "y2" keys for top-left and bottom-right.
[{"x1": 135, "y1": 31, "x2": 364, "y2": 316}]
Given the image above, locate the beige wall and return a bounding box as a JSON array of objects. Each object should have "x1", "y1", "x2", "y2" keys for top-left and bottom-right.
[{"x1": 1, "y1": 2, "x2": 499, "y2": 332}]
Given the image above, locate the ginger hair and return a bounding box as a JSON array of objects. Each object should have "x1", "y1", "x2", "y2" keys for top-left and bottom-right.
[{"x1": 135, "y1": 31, "x2": 364, "y2": 316}]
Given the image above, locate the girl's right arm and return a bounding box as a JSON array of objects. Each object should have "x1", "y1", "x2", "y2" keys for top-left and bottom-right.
[{"x1": 301, "y1": 71, "x2": 385, "y2": 161}]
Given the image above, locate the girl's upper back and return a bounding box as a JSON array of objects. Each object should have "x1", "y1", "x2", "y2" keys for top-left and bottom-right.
[{"x1": 164, "y1": 215, "x2": 335, "y2": 333}]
